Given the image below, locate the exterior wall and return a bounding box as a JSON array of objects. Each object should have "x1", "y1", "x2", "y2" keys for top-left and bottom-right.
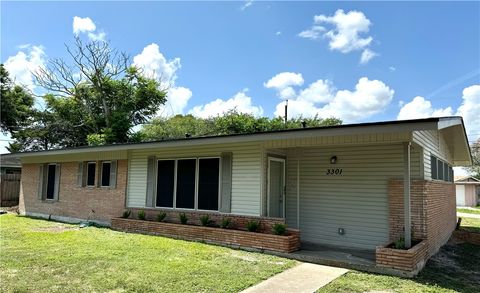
[
  {"x1": 282, "y1": 143, "x2": 423, "y2": 250},
  {"x1": 126, "y1": 142, "x2": 262, "y2": 216},
  {"x1": 21, "y1": 150, "x2": 128, "y2": 164},
  {"x1": 413, "y1": 130, "x2": 452, "y2": 180},
  {"x1": 464, "y1": 185, "x2": 477, "y2": 207},
  {"x1": 19, "y1": 160, "x2": 128, "y2": 224},
  {"x1": 389, "y1": 180, "x2": 456, "y2": 256}
]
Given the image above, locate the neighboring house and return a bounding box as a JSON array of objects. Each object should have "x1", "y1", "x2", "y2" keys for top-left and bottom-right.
[
  {"x1": 455, "y1": 176, "x2": 480, "y2": 207},
  {"x1": 0, "y1": 155, "x2": 21, "y2": 174},
  {"x1": 6, "y1": 117, "x2": 471, "y2": 260}
]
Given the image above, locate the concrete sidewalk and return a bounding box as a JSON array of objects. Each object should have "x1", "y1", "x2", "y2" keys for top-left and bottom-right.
[
  {"x1": 241, "y1": 263, "x2": 348, "y2": 293},
  {"x1": 458, "y1": 212, "x2": 480, "y2": 219}
]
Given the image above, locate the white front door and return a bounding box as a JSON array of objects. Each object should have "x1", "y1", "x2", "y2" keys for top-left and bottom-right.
[{"x1": 268, "y1": 157, "x2": 285, "y2": 218}]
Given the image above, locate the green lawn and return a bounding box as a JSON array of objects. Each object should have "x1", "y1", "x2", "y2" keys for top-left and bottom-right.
[
  {"x1": 0, "y1": 214, "x2": 296, "y2": 293},
  {"x1": 320, "y1": 218, "x2": 480, "y2": 293},
  {"x1": 460, "y1": 217, "x2": 480, "y2": 233},
  {"x1": 457, "y1": 207, "x2": 480, "y2": 215}
]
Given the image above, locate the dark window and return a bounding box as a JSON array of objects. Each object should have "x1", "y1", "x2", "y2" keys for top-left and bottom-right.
[
  {"x1": 444, "y1": 164, "x2": 449, "y2": 182},
  {"x1": 176, "y1": 159, "x2": 196, "y2": 209},
  {"x1": 101, "y1": 162, "x2": 111, "y2": 187},
  {"x1": 198, "y1": 158, "x2": 220, "y2": 211},
  {"x1": 156, "y1": 160, "x2": 175, "y2": 208},
  {"x1": 438, "y1": 161, "x2": 444, "y2": 181},
  {"x1": 46, "y1": 164, "x2": 56, "y2": 199},
  {"x1": 431, "y1": 156, "x2": 437, "y2": 180},
  {"x1": 450, "y1": 167, "x2": 454, "y2": 182},
  {"x1": 87, "y1": 162, "x2": 96, "y2": 186}
]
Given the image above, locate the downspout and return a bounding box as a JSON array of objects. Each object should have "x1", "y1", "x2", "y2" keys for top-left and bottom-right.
[
  {"x1": 404, "y1": 142, "x2": 412, "y2": 248},
  {"x1": 297, "y1": 150, "x2": 300, "y2": 229}
]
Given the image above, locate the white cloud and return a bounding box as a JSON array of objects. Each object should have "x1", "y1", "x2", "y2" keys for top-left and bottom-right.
[
  {"x1": 456, "y1": 84, "x2": 480, "y2": 140},
  {"x1": 360, "y1": 48, "x2": 377, "y2": 64},
  {"x1": 4, "y1": 45, "x2": 45, "y2": 91},
  {"x1": 267, "y1": 75, "x2": 394, "y2": 122},
  {"x1": 264, "y1": 72, "x2": 304, "y2": 100},
  {"x1": 389, "y1": 66, "x2": 396, "y2": 72},
  {"x1": 133, "y1": 43, "x2": 181, "y2": 85},
  {"x1": 241, "y1": 0, "x2": 254, "y2": 11},
  {"x1": 158, "y1": 87, "x2": 193, "y2": 117},
  {"x1": 397, "y1": 96, "x2": 453, "y2": 120},
  {"x1": 72, "y1": 16, "x2": 106, "y2": 41},
  {"x1": 73, "y1": 16, "x2": 96, "y2": 35},
  {"x1": 298, "y1": 25, "x2": 325, "y2": 40},
  {"x1": 189, "y1": 90, "x2": 263, "y2": 118},
  {"x1": 276, "y1": 31, "x2": 282, "y2": 36},
  {"x1": 299, "y1": 9, "x2": 376, "y2": 63}
]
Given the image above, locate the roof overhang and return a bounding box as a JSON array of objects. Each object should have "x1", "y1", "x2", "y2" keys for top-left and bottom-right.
[{"x1": 437, "y1": 117, "x2": 472, "y2": 166}]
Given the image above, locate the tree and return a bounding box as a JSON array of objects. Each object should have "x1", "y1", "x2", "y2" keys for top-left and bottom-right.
[
  {"x1": 32, "y1": 37, "x2": 167, "y2": 147},
  {"x1": 0, "y1": 64, "x2": 35, "y2": 134},
  {"x1": 466, "y1": 138, "x2": 480, "y2": 179},
  {"x1": 139, "y1": 109, "x2": 342, "y2": 141}
]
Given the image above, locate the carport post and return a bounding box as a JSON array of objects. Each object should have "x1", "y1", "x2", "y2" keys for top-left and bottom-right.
[{"x1": 404, "y1": 142, "x2": 411, "y2": 249}]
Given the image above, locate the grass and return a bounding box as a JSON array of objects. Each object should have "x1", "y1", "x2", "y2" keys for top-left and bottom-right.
[
  {"x1": 320, "y1": 219, "x2": 480, "y2": 293},
  {"x1": 0, "y1": 214, "x2": 296, "y2": 292},
  {"x1": 459, "y1": 217, "x2": 480, "y2": 233},
  {"x1": 457, "y1": 207, "x2": 480, "y2": 215}
]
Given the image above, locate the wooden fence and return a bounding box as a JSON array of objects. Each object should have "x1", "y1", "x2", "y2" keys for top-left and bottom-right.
[{"x1": 0, "y1": 174, "x2": 21, "y2": 207}]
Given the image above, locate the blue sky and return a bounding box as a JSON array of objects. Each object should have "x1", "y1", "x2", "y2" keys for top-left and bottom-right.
[{"x1": 1, "y1": 1, "x2": 480, "y2": 154}]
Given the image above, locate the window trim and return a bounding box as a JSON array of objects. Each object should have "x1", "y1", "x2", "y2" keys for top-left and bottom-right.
[
  {"x1": 86, "y1": 161, "x2": 96, "y2": 187},
  {"x1": 100, "y1": 161, "x2": 112, "y2": 188},
  {"x1": 154, "y1": 156, "x2": 221, "y2": 212}
]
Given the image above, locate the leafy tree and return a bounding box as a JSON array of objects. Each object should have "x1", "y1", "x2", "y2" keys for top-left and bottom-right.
[
  {"x1": 139, "y1": 109, "x2": 342, "y2": 141},
  {"x1": 0, "y1": 64, "x2": 35, "y2": 134},
  {"x1": 466, "y1": 139, "x2": 480, "y2": 179},
  {"x1": 32, "y1": 38, "x2": 167, "y2": 147}
]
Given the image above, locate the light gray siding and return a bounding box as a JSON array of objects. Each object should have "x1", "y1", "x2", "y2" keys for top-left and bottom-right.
[
  {"x1": 413, "y1": 130, "x2": 453, "y2": 180},
  {"x1": 284, "y1": 143, "x2": 422, "y2": 250},
  {"x1": 126, "y1": 142, "x2": 262, "y2": 216}
]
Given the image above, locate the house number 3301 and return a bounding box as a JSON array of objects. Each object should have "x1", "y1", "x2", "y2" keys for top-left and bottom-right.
[{"x1": 326, "y1": 168, "x2": 343, "y2": 175}]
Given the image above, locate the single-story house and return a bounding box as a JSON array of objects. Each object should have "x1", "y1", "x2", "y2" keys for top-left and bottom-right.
[
  {"x1": 6, "y1": 116, "x2": 472, "y2": 274},
  {"x1": 455, "y1": 176, "x2": 480, "y2": 207}
]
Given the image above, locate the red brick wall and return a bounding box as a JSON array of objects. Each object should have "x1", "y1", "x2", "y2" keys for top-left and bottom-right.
[
  {"x1": 112, "y1": 218, "x2": 301, "y2": 253},
  {"x1": 19, "y1": 160, "x2": 128, "y2": 224},
  {"x1": 388, "y1": 180, "x2": 456, "y2": 256},
  {"x1": 376, "y1": 240, "x2": 428, "y2": 274}
]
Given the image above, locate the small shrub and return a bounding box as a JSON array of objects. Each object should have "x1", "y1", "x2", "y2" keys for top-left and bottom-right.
[
  {"x1": 220, "y1": 217, "x2": 232, "y2": 229},
  {"x1": 157, "y1": 212, "x2": 166, "y2": 222},
  {"x1": 200, "y1": 215, "x2": 214, "y2": 226},
  {"x1": 273, "y1": 223, "x2": 287, "y2": 235},
  {"x1": 179, "y1": 213, "x2": 188, "y2": 224},
  {"x1": 122, "y1": 210, "x2": 131, "y2": 219},
  {"x1": 246, "y1": 220, "x2": 260, "y2": 232},
  {"x1": 137, "y1": 210, "x2": 146, "y2": 221},
  {"x1": 393, "y1": 237, "x2": 406, "y2": 249}
]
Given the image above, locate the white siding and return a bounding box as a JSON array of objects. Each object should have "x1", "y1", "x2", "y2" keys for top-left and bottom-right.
[
  {"x1": 126, "y1": 142, "x2": 262, "y2": 216},
  {"x1": 413, "y1": 130, "x2": 452, "y2": 180},
  {"x1": 284, "y1": 143, "x2": 422, "y2": 250}
]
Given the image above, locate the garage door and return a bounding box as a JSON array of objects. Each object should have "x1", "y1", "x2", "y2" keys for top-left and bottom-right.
[{"x1": 456, "y1": 185, "x2": 465, "y2": 206}]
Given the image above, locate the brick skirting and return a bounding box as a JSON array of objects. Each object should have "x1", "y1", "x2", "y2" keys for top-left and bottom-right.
[
  {"x1": 453, "y1": 230, "x2": 480, "y2": 245},
  {"x1": 376, "y1": 240, "x2": 428, "y2": 275},
  {"x1": 111, "y1": 218, "x2": 301, "y2": 253}
]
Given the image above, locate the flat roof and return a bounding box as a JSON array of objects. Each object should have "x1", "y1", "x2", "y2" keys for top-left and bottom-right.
[{"x1": 0, "y1": 116, "x2": 470, "y2": 162}]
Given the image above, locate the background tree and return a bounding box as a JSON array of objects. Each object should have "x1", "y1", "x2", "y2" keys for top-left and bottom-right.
[
  {"x1": 0, "y1": 64, "x2": 35, "y2": 135},
  {"x1": 31, "y1": 38, "x2": 167, "y2": 148},
  {"x1": 139, "y1": 109, "x2": 342, "y2": 141},
  {"x1": 465, "y1": 138, "x2": 480, "y2": 179}
]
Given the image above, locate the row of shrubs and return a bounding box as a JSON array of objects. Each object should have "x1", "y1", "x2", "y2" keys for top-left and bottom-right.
[{"x1": 121, "y1": 209, "x2": 287, "y2": 235}]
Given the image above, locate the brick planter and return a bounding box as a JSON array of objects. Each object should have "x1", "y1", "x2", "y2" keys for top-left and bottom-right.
[
  {"x1": 453, "y1": 230, "x2": 480, "y2": 245},
  {"x1": 112, "y1": 218, "x2": 301, "y2": 253},
  {"x1": 376, "y1": 240, "x2": 428, "y2": 275}
]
